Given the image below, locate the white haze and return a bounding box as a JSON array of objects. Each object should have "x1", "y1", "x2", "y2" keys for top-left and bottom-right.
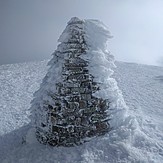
[{"x1": 0, "y1": 0, "x2": 163, "y2": 65}]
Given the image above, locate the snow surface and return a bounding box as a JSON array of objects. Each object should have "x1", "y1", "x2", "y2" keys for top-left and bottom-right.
[{"x1": 0, "y1": 60, "x2": 163, "y2": 163}]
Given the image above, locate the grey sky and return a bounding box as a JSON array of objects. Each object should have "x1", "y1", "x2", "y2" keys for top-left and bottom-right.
[{"x1": 0, "y1": 0, "x2": 163, "y2": 66}]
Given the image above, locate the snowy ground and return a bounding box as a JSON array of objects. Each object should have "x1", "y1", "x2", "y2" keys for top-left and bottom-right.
[{"x1": 0, "y1": 60, "x2": 163, "y2": 163}]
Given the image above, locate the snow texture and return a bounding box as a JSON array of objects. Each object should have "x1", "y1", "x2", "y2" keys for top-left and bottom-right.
[{"x1": 0, "y1": 60, "x2": 163, "y2": 162}]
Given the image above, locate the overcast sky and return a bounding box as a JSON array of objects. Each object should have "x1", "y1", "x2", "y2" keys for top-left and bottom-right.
[{"x1": 0, "y1": 0, "x2": 163, "y2": 66}]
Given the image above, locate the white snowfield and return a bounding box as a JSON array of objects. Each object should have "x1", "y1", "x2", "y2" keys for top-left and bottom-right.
[{"x1": 0, "y1": 60, "x2": 163, "y2": 163}]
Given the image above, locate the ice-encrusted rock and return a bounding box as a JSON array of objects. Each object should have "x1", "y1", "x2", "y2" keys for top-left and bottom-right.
[{"x1": 30, "y1": 17, "x2": 126, "y2": 147}]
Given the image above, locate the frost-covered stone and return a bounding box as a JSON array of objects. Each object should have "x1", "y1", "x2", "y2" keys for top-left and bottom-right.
[{"x1": 31, "y1": 17, "x2": 115, "y2": 146}]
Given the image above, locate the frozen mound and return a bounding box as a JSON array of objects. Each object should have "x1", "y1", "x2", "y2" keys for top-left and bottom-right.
[{"x1": 30, "y1": 18, "x2": 128, "y2": 147}]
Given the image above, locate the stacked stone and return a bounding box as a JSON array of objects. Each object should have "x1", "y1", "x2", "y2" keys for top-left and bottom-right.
[{"x1": 35, "y1": 18, "x2": 110, "y2": 147}]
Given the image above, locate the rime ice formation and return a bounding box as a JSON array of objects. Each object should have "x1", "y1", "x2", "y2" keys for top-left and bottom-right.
[{"x1": 31, "y1": 17, "x2": 120, "y2": 146}]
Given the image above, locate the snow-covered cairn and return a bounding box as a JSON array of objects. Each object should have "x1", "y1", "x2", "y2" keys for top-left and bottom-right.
[{"x1": 31, "y1": 17, "x2": 115, "y2": 146}]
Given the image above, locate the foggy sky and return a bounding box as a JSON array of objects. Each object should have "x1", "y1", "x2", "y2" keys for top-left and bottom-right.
[{"x1": 0, "y1": 0, "x2": 163, "y2": 66}]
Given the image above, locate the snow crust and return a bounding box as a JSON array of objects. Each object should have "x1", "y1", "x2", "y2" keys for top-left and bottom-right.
[
  {"x1": 0, "y1": 60, "x2": 163, "y2": 162},
  {"x1": 84, "y1": 19, "x2": 112, "y2": 50},
  {"x1": 83, "y1": 18, "x2": 127, "y2": 129}
]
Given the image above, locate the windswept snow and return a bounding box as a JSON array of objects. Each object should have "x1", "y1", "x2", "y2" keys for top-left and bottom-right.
[
  {"x1": 0, "y1": 60, "x2": 163, "y2": 163},
  {"x1": 114, "y1": 62, "x2": 163, "y2": 162}
]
